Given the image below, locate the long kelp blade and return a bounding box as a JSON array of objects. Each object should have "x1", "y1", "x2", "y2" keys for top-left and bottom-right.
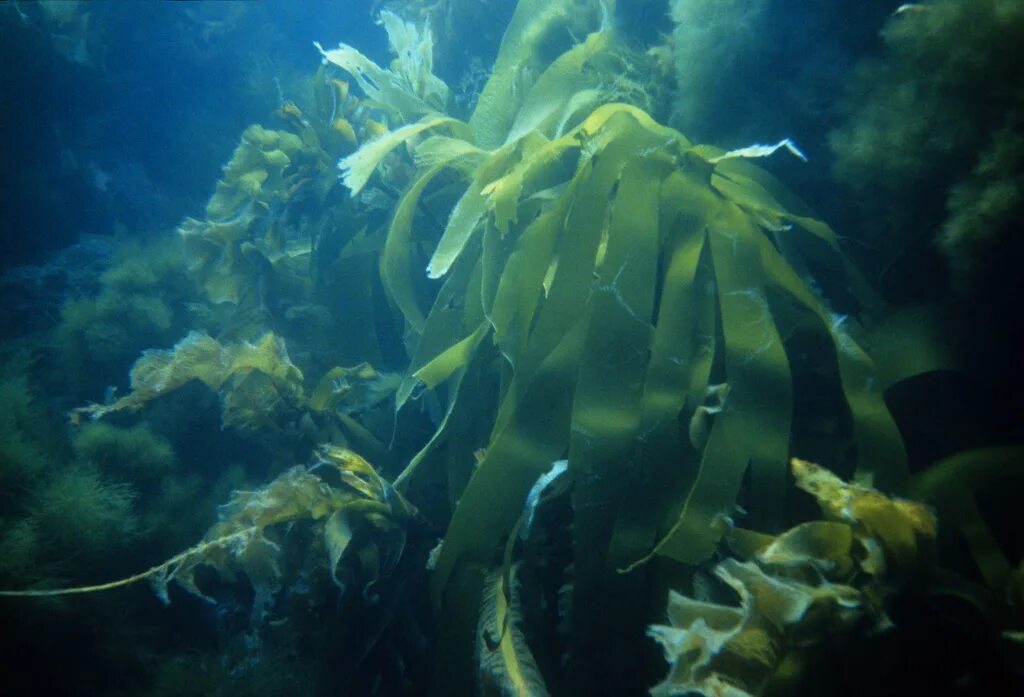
[
  {"x1": 566, "y1": 154, "x2": 664, "y2": 692},
  {"x1": 650, "y1": 206, "x2": 793, "y2": 565}
]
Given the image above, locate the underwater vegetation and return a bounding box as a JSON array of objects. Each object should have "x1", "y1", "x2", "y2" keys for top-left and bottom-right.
[
  {"x1": 1, "y1": 1, "x2": 1022, "y2": 696},
  {"x1": 831, "y1": 0, "x2": 1024, "y2": 290},
  {"x1": 830, "y1": 0, "x2": 1024, "y2": 456},
  {"x1": 55, "y1": 235, "x2": 199, "y2": 399}
]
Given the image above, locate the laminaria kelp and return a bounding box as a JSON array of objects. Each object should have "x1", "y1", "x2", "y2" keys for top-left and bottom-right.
[{"x1": 3, "y1": 1, "x2": 1021, "y2": 695}]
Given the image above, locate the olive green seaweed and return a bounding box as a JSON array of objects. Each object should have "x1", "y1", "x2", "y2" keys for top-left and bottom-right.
[
  {"x1": 311, "y1": 4, "x2": 912, "y2": 691},
  {"x1": 648, "y1": 458, "x2": 937, "y2": 697},
  {"x1": 2, "y1": 3, "x2": 954, "y2": 696},
  {"x1": 0, "y1": 448, "x2": 413, "y2": 605}
]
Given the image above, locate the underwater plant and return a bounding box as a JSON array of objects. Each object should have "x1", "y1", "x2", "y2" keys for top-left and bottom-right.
[
  {"x1": 830, "y1": 0, "x2": 1024, "y2": 294},
  {"x1": 0, "y1": 369, "x2": 50, "y2": 498},
  {"x1": 257, "y1": 1, "x2": 913, "y2": 692},
  {"x1": 72, "y1": 422, "x2": 177, "y2": 478},
  {"x1": 55, "y1": 234, "x2": 197, "y2": 398},
  {"x1": 4, "y1": 2, "x2": 1022, "y2": 696},
  {"x1": 649, "y1": 457, "x2": 936, "y2": 697},
  {"x1": 0, "y1": 446, "x2": 415, "y2": 607}
]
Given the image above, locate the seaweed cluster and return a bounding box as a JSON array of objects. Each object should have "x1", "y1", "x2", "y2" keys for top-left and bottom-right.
[
  {"x1": 1, "y1": 1, "x2": 1022, "y2": 696},
  {"x1": 831, "y1": 0, "x2": 1024, "y2": 292}
]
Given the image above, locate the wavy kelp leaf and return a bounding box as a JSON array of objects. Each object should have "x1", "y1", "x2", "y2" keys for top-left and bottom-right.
[
  {"x1": 339, "y1": 116, "x2": 463, "y2": 196},
  {"x1": 1, "y1": 451, "x2": 415, "y2": 608},
  {"x1": 650, "y1": 462, "x2": 938, "y2": 695},
  {"x1": 314, "y1": 29, "x2": 441, "y2": 123},
  {"x1": 325, "y1": 508, "x2": 355, "y2": 589},
  {"x1": 220, "y1": 371, "x2": 293, "y2": 433},
  {"x1": 469, "y1": 0, "x2": 612, "y2": 148},
  {"x1": 376, "y1": 10, "x2": 449, "y2": 110},
  {"x1": 477, "y1": 567, "x2": 550, "y2": 697},
  {"x1": 793, "y1": 458, "x2": 935, "y2": 576},
  {"x1": 649, "y1": 557, "x2": 862, "y2": 697},
  {"x1": 757, "y1": 521, "x2": 855, "y2": 577},
  {"x1": 184, "y1": 485, "x2": 305, "y2": 602},
  {"x1": 308, "y1": 363, "x2": 401, "y2": 415},
  {"x1": 316, "y1": 445, "x2": 384, "y2": 503},
  {"x1": 180, "y1": 125, "x2": 316, "y2": 306},
  {"x1": 75, "y1": 331, "x2": 304, "y2": 422},
  {"x1": 0, "y1": 465, "x2": 346, "y2": 603}
]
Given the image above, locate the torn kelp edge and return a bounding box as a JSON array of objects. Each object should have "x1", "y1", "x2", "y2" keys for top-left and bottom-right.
[
  {"x1": 708, "y1": 138, "x2": 808, "y2": 164},
  {"x1": 520, "y1": 459, "x2": 569, "y2": 540}
]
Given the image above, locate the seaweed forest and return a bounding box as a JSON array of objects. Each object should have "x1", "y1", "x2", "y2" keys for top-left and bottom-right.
[{"x1": 1, "y1": 1, "x2": 1022, "y2": 696}]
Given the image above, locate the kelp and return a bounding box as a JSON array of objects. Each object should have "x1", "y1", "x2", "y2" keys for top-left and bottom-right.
[
  {"x1": 2, "y1": 4, "x2": 952, "y2": 695},
  {"x1": 74, "y1": 331, "x2": 304, "y2": 431},
  {"x1": 648, "y1": 458, "x2": 937, "y2": 697},
  {"x1": 179, "y1": 124, "x2": 319, "y2": 307},
  {"x1": 0, "y1": 447, "x2": 414, "y2": 606},
  {"x1": 477, "y1": 566, "x2": 550, "y2": 697},
  {"x1": 315, "y1": 10, "x2": 449, "y2": 124},
  {"x1": 468, "y1": 0, "x2": 615, "y2": 149},
  {"x1": 318, "y1": 7, "x2": 910, "y2": 692},
  {"x1": 308, "y1": 363, "x2": 402, "y2": 416}
]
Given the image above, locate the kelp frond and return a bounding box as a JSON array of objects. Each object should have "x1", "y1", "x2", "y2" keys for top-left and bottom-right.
[
  {"x1": 0, "y1": 449, "x2": 412, "y2": 605},
  {"x1": 73, "y1": 331, "x2": 304, "y2": 429},
  {"x1": 477, "y1": 566, "x2": 550, "y2": 697},
  {"x1": 648, "y1": 459, "x2": 937, "y2": 697},
  {"x1": 314, "y1": 9, "x2": 449, "y2": 123}
]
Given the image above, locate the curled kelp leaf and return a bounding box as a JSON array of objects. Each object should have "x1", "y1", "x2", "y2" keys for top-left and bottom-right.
[
  {"x1": 792, "y1": 457, "x2": 935, "y2": 577},
  {"x1": 180, "y1": 124, "x2": 319, "y2": 306},
  {"x1": 650, "y1": 461, "x2": 937, "y2": 696},
  {"x1": 315, "y1": 9, "x2": 448, "y2": 124},
  {"x1": 1, "y1": 449, "x2": 413, "y2": 608},
  {"x1": 73, "y1": 331, "x2": 304, "y2": 429},
  {"x1": 308, "y1": 363, "x2": 401, "y2": 415},
  {"x1": 520, "y1": 459, "x2": 569, "y2": 542},
  {"x1": 648, "y1": 558, "x2": 862, "y2": 697},
  {"x1": 707, "y1": 138, "x2": 808, "y2": 164},
  {"x1": 477, "y1": 566, "x2": 550, "y2": 697}
]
